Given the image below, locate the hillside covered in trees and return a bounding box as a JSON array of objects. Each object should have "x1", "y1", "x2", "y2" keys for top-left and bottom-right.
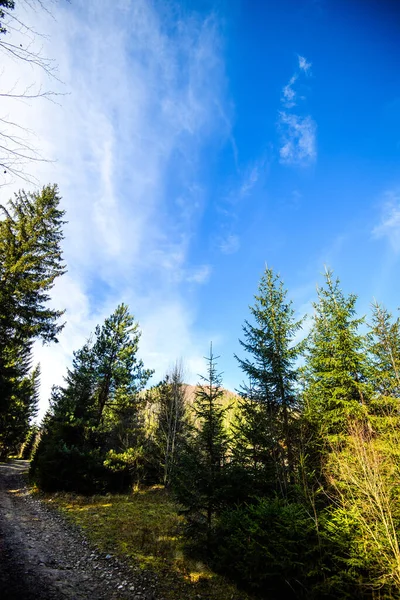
[{"x1": 2, "y1": 184, "x2": 400, "y2": 599}]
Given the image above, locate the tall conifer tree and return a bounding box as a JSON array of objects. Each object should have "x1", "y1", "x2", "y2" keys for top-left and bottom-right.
[
  {"x1": 0, "y1": 185, "x2": 65, "y2": 457},
  {"x1": 303, "y1": 269, "x2": 369, "y2": 444},
  {"x1": 235, "y1": 267, "x2": 304, "y2": 494}
]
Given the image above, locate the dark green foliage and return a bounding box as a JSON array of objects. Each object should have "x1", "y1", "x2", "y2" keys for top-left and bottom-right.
[
  {"x1": 32, "y1": 423, "x2": 108, "y2": 493},
  {"x1": 92, "y1": 304, "x2": 152, "y2": 425},
  {"x1": 0, "y1": 343, "x2": 41, "y2": 457},
  {"x1": 230, "y1": 389, "x2": 278, "y2": 499},
  {"x1": 364, "y1": 302, "x2": 400, "y2": 442},
  {"x1": 214, "y1": 497, "x2": 320, "y2": 599}
]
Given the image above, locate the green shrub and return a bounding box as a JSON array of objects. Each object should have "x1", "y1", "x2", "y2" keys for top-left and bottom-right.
[{"x1": 213, "y1": 497, "x2": 319, "y2": 599}]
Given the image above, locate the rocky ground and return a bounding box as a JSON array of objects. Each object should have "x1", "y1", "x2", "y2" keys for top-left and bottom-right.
[{"x1": 0, "y1": 460, "x2": 159, "y2": 600}]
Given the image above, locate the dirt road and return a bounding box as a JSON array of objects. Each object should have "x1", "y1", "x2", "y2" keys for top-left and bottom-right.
[{"x1": 0, "y1": 461, "x2": 157, "y2": 600}]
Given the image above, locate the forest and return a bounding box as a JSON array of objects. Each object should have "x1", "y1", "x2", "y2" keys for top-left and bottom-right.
[{"x1": 2, "y1": 184, "x2": 400, "y2": 599}]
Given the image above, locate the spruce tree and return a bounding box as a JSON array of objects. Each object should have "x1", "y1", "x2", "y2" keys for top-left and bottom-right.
[
  {"x1": 234, "y1": 266, "x2": 304, "y2": 495},
  {"x1": 175, "y1": 346, "x2": 229, "y2": 549},
  {"x1": 303, "y1": 269, "x2": 369, "y2": 444}
]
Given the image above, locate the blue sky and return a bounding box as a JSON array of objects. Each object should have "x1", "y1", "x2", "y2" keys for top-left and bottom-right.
[{"x1": 1, "y1": 0, "x2": 400, "y2": 416}]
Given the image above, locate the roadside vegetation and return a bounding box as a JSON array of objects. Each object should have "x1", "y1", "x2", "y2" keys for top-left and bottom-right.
[{"x1": 39, "y1": 485, "x2": 252, "y2": 600}]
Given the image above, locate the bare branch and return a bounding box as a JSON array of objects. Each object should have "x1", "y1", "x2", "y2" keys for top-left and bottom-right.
[{"x1": 0, "y1": 0, "x2": 64, "y2": 185}]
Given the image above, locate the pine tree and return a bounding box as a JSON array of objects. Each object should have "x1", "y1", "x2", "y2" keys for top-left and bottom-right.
[
  {"x1": 175, "y1": 346, "x2": 229, "y2": 549},
  {"x1": 303, "y1": 269, "x2": 369, "y2": 444},
  {"x1": 31, "y1": 304, "x2": 153, "y2": 492},
  {"x1": 234, "y1": 267, "x2": 304, "y2": 495}
]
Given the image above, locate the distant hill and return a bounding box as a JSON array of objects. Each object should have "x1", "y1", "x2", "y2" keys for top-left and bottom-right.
[
  {"x1": 181, "y1": 384, "x2": 241, "y2": 429},
  {"x1": 144, "y1": 383, "x2": 242, "y2": 431},
  {"x1": 181, "y1": 384, "x2": 240, "y2": 404}
]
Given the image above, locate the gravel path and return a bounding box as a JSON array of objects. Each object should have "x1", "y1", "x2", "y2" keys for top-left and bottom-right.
[{"x1": 0, "y1": 460, "x2": 158, "y2": 600}]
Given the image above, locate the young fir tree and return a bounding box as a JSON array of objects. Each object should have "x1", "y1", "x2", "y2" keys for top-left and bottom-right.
[
  {"x1": 0, "y1": 185, "x2": 65, "y2": 457},
  {"x1": 234, "y1": 267, "x2": 304, "y2": 496},
  {"x1": 154, "y1": 361, "x2": 188, "y2": 487},
  {"x1": 303, "y1": 269, "x2": 370, "y2": 445},
  {"x1": 175, "y1": 346, "x2": 229, "y2": 550}
]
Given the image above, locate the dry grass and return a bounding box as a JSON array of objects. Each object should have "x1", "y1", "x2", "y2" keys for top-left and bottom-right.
[{"x1": 43, "y1": 485, "x2": 251, "y2": 600}]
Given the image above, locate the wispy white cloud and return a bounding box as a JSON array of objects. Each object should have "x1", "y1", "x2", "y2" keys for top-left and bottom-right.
[
  {"x1": 186, "y1": 265, "x2": 212, "y2": 284},
  {"x1": 216, "y1": 156, "x2": 268, "y2": 255},
  {"x1": 220, "y1": 234, "x2": 240, "y2": 255},
  {"x1": 278, "y1": 54, "x2": 316, "y2": 167},
  {"x1": 298, "y1": 55, "x2": 312, "y2": 74},
  {"x1": 279, "y1": 113, "x2": 316, "y2": 165},
  {"x1": 373, "y1": 190, "x2": 400, "y2": 253},
  {"x1": 239, "y1": 163, "x2": 263, "y2": 197},
  {"x1": 281, "y1": 75, "x2": 298, "y2": 109},
  {"x1": 1, "y1": 0, "x2": 230, "y2": 417}
]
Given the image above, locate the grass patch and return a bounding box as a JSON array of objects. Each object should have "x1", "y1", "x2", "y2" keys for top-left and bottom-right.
[{"x1": 42, "y1": 485, "x2": 252, "y2": 600}]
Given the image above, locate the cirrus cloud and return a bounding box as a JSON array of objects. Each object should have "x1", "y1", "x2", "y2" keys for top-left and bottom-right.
[{"x1": 1, "y1": 0, "x2": 231, "y2": 417}]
